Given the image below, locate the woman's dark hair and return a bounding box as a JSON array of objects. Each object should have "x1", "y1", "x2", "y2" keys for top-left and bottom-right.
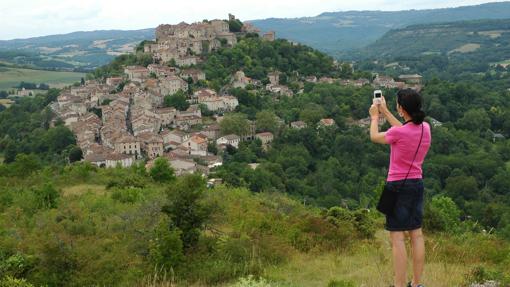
[{"x1": 397, "y1": 88, "x2": 425, "y2": 124}]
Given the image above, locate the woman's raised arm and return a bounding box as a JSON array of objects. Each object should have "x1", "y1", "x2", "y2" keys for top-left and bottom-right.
[
  {"x1": 379, "y1": 96, "x2": 402, "y2": 127},
  {"x1": 369, "y1": 103, "x2": 388, "y2": 144}
]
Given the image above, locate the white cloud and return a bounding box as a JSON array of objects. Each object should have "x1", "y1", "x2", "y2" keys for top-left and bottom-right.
[{"x1": 0, "y1": 0, "x2": 506, "y2": 40}]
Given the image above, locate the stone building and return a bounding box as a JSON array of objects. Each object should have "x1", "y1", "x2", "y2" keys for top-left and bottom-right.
[{"x1": 145, "y1": 17, "x2": 238, "y2": 66}]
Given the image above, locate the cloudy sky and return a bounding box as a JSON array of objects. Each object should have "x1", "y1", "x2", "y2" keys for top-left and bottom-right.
[{"x1": 0, "y1": 0, "x2": 506, "y2": 40}]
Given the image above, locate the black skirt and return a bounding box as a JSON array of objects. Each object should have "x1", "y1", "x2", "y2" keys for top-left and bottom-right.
[{"x1": 384, "y1": 178, "x2": 424, "y2": 232}]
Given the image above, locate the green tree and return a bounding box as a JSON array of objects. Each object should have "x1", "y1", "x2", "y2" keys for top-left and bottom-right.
[
  {"x1": 444, "y1": 175, "x2": 479, "y2": 202},
  {"x1": 3, "y1": 140, "x2": 17, "y2": 163},
  {"x1": 136, "y1": 40, "x2": 155, "y2": 53},
  {"x1": 162, "y1": 174, "x2": 212, "y2": 249},
  {"x1": 228, "y1": 19, "x2": 243, "y2": 32},
  {"x1": 255, "y1": 110, "x2": 278, "y2": 133},
  {"x1": 163, "y1": 90, "x2": 189, "y2": 111},
  {"x1": 149, "y1": 157, "x2": 176, "y2": 183},
  {"x1": 43, "y1": 125, "x2": 76, "y2": 153},
  {"x1": 299, "y1": 103, "x2": 326, "y2": 125},
  {"x1": 456, "y1": 108, "x2": 490, "y2": 133},
  {"x1": 68, "y1": 146, "x2": 83, "y2": 163},
  {"x1": 219, "y1": 113, "x2": 250, "y2": 136},
  {"x1": 489, "y1": 168, "x2": 510, "y2": 195},
  {"x1": 339, "y1": 63, "x2": 353, "y2": 78},
  {"x1": 207, "y1": 142, "x2": 218, "y2": 155}
]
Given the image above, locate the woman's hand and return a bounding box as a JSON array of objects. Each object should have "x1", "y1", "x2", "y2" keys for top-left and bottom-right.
[
  {"x1": 369, "y1": 103, "x2": 388, "y2": 144},
  {"x1": 379, "y1": 96, "x2": 389, "y2": 114},
  {"x1": 369, "y1": 103, "x2": 379, "y2": 119}
]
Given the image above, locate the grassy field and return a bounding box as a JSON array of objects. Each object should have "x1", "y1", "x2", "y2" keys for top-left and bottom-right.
[
  {"x1": 262, "y1": 231, "x2": 471, "y2": 287},
  {"x1": 0, "y1": 98, "x2": 14, "y2": 107},
  {"x1": 0, "y1": 67, "x2": 85, "y2": 90}
]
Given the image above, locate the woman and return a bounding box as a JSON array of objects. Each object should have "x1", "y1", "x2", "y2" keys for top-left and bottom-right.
[{"x1": 369, "y1": 88, "x2": 432, "y2": 287}]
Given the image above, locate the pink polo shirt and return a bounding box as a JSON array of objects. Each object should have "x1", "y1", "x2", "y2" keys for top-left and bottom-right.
[{"x1": 384, "y1": 122, "x2": 431, "y2": 182}]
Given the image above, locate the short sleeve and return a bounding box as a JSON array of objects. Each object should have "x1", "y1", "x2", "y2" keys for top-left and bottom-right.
[{"x1": 385, "y1": 126, "x2": 400, "y2": 144}]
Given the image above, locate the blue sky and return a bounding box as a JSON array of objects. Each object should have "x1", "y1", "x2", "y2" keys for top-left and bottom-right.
[{"x1": 0, "y1": 0, "x2": 507, "y2": 40}]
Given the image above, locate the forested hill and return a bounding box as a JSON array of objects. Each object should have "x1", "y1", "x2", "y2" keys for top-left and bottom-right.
[
  {"x1": 249, "y1": 1, "x2": 510, "y2": 56},
  {"x1": 352, "y1": 18, "x2": 510, "y2": 83},
  {"x1": 0, "y1": 29, "x2": 154, "y2": 71},
  {"x1": 359, "y1": 19, "x2": 510, "y2": 60}
]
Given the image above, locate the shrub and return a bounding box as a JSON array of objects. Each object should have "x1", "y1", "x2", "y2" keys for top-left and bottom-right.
[
  {"x1": 424, "y1": 195, "x2": 461, "y2": 232},
  {"x1": 352, "y1": 209, "x2": 377, "y2": 239},
  {"x1": 162, "y1": 174, "x2": 212, "y2": 249},
  {"x1": 464, "y1": 265, "x2": 508, "y2": 286},
  {"x1": 10, "y1": 154, "x2": 41, "y2": 177},
  {"x1": 106, "y1": 174, "x2": 147, "y2": 189},
  {"x1": 217, "y1": 235, "x2": 252, "y2": 264},
  {"x1": 149, "y1": 219, "x2": 184, "y2": 270},
  {"x1": 325, "y1": 207, "x2": 377, "y2": 239},
  {"x1": 295, "y1": 215, "x2": 355, "y2": 251},
  {"x1": 111, "y1": 187, "x2": 145, "y2": 204},
  {"x1": 0, "y1": 253, "x2": 34, "y2": 279},
  {"x1": 0, "y1": 276, "x2": 34, "y2": 287},
  {"x1": 62, "y1": 161, "x2": 97, "y2": 182},
  {"x1": 29, "y1": 238, "x2": 78, "y2": 287},
  {"x1": 149, "y1": 157, "x2": 175, "y2": 183},
  {"x1": 0, "y1": 188, "x2": 14, "y2": 211},
  {"x1": 34, "y1": 183, "x2": 59, "y2": 209},
  {"x1": 326, "y1": 206, "x2": 354, "y2": 222}
]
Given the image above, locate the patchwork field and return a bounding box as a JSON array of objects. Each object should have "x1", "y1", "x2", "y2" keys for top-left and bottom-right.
[{"x1": 0, "y1": 67, "x2": 85, "y2": 90}]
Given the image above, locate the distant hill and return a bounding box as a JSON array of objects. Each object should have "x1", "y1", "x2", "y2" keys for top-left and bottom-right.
[
  {"x1": 249, "y1": 2, "x2": 510, "y2": 57},
  {"x1": 360, "y1": 19, "x2": 510, "y2": 59},
  {"x1": 350, "y1": 18, "x2": 510, "y2": 80},
  {"x1": 0, "y1": 29, "x2": 154, "y2": 71}
]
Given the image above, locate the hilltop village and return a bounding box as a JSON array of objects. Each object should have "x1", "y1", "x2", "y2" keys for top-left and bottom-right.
[{"x1": 51, "y1": 14, "x2": 423, "y2": 176}]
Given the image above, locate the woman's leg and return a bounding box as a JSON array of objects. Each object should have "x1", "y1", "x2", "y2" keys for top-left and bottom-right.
[
  {"x1": 390, "y1": 231, "x2": 407, "y2": 287},
  {"x1": 409, "y1": 228, "x2": 425, "y2": 286}
]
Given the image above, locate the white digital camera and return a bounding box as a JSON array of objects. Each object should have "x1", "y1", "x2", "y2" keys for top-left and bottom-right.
[{"x1": 373, "y1": 90, "x2": 382, "y2": 104}]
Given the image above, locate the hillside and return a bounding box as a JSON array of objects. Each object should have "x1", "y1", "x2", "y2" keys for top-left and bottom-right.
[
  {"x1": 0, "y1": 29, "x2": 154, "y2": 71},
  {"x1": 351, "y1": 18, "x2": 510, "y2": 81},
  {"x1": 0, "y1": 163, "x2": 508, "y2": 286},
  {"x1": 360, "y1": 19, "x2": 510, "y2": 59},
  {"x1": 249, "y1": 1, "x2": 510, "y2": 57}
]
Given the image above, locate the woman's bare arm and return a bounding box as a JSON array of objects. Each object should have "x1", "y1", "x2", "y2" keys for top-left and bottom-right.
[
  {"x1": 369, "y1": 104, "x2": 388, "y2": 144},
  {"x1": 379, "y1": 96, "x2": 402, "y2": 127}
]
